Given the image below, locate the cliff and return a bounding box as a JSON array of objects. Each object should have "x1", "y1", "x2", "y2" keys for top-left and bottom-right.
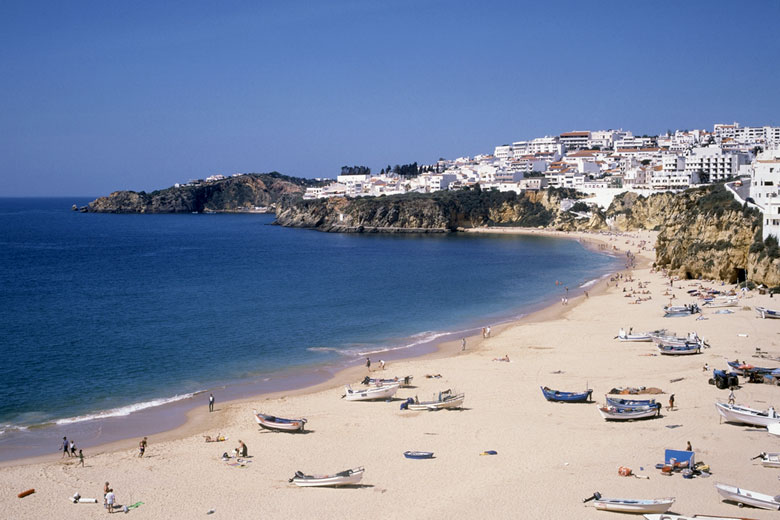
[
  {"x1": 273, "y1": 187, "x2": 581, "y2": 232},
  {"x1": 86, "y1": 173, "x2": 318, "y2": 213}
]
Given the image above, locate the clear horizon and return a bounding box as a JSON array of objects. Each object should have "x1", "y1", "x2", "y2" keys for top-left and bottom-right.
[{"x1": 2, "y1": 0, "x2": 779, "y2": 197}]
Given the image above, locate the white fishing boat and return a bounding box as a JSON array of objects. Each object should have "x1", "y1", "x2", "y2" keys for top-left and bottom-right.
[
  {"x1": 754, "y1": 451, "x2": 780, "y2": 468},
  {"x1": 616, "y1": 328, "x2": 653, "y2": 342},
  {"x1": 593, "y1": 496, "x2": 675, "y2": 514},
  {"x1": 598, "y1": 404, "x2": 661, "y2": 421},
  {"x1": 664, "y1": 304, "x2": 700, "y2": 317},
  {"x1": 343, "y1": 382, "x2": 399, "y2": 401},
  {"x1": 254, "y1": 411, "x2": 307, "y2": 432},
  {"x1": 656, "y1": 343, "x2": 701, "y2": 355},
  {"x1": 702, "y1": 296, "x2": 739, "y2": 308},
  {"x1": 715, "y1": 482, "x2": 780, "y2": 510},
  {"x1": 404, "y1": 390, "x2": 464, "y2": 411},
  {"x1": 755, "y1": 306, "x2": 780, "y2": 319},
  {"x1": 768, "y1": 422, "x2": 780, "y2": 437},
  {"x1": 289, "y1": 467, "x2": 364, "y2": 487},
  {"x1": 651, "y1": 331, "x2": 702, "y2": 347},
  {"x1": 715, "y1": 402, "x2": 780, "y2": 427}
]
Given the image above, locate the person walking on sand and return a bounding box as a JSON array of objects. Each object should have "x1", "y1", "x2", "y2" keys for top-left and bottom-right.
[
  {"x1": 61, "y1": 436, "x2": 69, "y2": 458},
  {"x1": 667, "y1": 394, "x2": 675, "y2": 411},
  {"x1": 365, "y1": 357, "x2": 371, "y2": 372},
  {"x1": 379, "y1": 359, "x2": 385, "y2": 370},
  {"x1": 728, "y1": 389, "x2": 736, "y2": 404},
  {"x1": 70, "y1": 439, "x2": 76, "y2": 457},
  {"x1": 686, "y1": 441, "x2": 692, "y2": 451},
  {"x1": 78, "y1": 449, "x2": 85, "y2": 467},
  {"x1": 209, "y1": 393, "x2": 214, "y2": 413},
  {"x1": 461, "y1": 338, "x2": 466, "y2": 351},
  {"x1": 104, "y1": 482, "x2": 110, "y2": 508},
  {"x1": 138, "y1": 436, "x2": 147, "y2": 457}
]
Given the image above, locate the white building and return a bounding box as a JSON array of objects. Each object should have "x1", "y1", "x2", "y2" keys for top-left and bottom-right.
[
  {"x1": 559, "y1": 131, "x2": 590, "y2": 151},
  {"x1": 494, "y1": 145, "x2": 513, "y2": 160},
  {"x1": 528, "y1": 136, "x2": 564, "y2": 155},
  {"x1": 684, "y1": 146, "x2": 744, "y2": 181}
]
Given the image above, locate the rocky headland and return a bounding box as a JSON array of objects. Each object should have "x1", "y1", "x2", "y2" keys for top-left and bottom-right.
[{"x1": 84, "y1": 173, "x2": 320, "y2": 214}]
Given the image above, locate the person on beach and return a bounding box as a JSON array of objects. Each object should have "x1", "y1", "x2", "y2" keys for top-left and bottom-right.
[
  {"x1": 238, "y1": 440, "x2": 248, "y2": 457},
  {"x1": 486, "y1": 326, "x2": 491, "y2": 338},
  {"x1": 209, "y1": 393, "x2": 215, "y2": 413},
  {"x1": 104, "y1": 482, "x2": 110, "y2": 508},
  {"x1": 105, "y1": 488, "x2": 115, "y2": 514},
  {"x1": 62, "y1": 436, "x2": 69, "y2": 458},
  {"x1": 78, "y1": 449, "x2": 84, "y2": 467},
  {"x1": 667, "y1": 394, "x2": 675, "y2": 411},
  {"x1": 70, "y1": 439, "x2": 76, "y2": 457},
  {"x1": 379, "y1": 359, "x2": 385, "y2": 370},
  {"x1": 481, "y1": 327, "x2": 486, "y2": 338},
  {"x1": 728, "y1": 389, "x2": 736, "y2": 404},
  {"x1": 686, "y1": 441, "x2": 692, "y2": 451},
  {"x1": 138, "y1": 436, "x2": 147, "y2": 457},
  {"x1": 365, "y1": 357, "x2": 371, "y2": 372},
  {"x1": 461, "y1": 338, "x2": 466, "y2": 351}
]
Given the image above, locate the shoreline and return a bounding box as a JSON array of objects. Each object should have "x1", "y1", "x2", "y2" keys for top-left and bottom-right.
[{"x1": 0, "y1": 229, "x2": 629, "y2": 468}]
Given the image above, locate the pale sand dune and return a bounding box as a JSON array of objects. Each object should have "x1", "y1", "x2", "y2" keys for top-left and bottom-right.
[{"x1": 3, "y1": 229, "x2": 780, "y2": 519}]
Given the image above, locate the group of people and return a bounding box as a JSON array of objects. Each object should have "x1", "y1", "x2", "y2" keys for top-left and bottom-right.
[
  {"x1": 481, "y1": 326, "x2": 491, "y2": 338},
  {"x1": 365, "y1": 357, "x2": 386, "y2": 372},
  {"x1": 61, "y1": 436, "x2": 84, "y2": 466}
]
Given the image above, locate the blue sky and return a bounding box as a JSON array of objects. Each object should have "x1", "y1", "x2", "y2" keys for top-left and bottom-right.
[{"x1": 1, "y1": 0, "x2": 779, "y2": 196}]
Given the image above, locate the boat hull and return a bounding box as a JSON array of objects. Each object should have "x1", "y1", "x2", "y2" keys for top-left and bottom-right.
[
  {"x1": 756, "y1": 306, "x2": 780, "y2": 319},
  {"x1": 715, "y1": 402, "x2": 780, "y2": 427},
  {"x1": 599, "y1": 405, "x2": 660, "y2": 421},
  {"x1": 254, "y1": 412, "x2": 306, "y2": 432},
  {"x1": 407, "y1": 393, "x2": 465, "y2": 410},
  {"x1": 344, "y1": 383, "x2": 399, "y2": 401},
  {"x1": 594, "y1": 497, "x2": 674, "y2": 514},
  {"x1": 715, "y1": 482, "x2": 780, "y2": 510},
  {"x1": 541, "y1": 387, "x2": 592, "y2": 402},
  {"x1": 403, "y1": 451, "x2": 434, "y2": 459},
  {"x1": 290, "y1": 467, "x2": 365, "y2": 487}
]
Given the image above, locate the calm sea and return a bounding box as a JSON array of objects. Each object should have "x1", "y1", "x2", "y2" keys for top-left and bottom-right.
[{"x1": 0, "y1": 197, "x2": 620, "y2": 460}]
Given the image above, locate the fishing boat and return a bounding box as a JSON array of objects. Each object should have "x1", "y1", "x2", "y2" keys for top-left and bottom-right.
[
  {"x1": 403, "y1": 389, "x2": 464, "y2": 411},
  {"x1": 362, "y1": 375, "x2": 413, "y2": 387},
  {"x1": 651, "y1": 331, "x2": 702, "y2": 347},
  {"x1": 644, "y1": 515, "x2": 762, "y2": 520},
  {"x1": 714, "y1": 482, "x2": 780, "y2": 510},
  {"x1": 727, "y1": 361, "x2": 777, "y2": 375},
  {"x1": 656, "y1": 343, "x2": 701, "y2": 355},
  {"x1": 598, "y1": 403, "x2": 661, "y2": 421},
  {"x1": 288, "y1": 467, "x2": 364, "y2": 487},
  {"x1": 663, "y1": 304, "x2": 700, "y2": 317},
  {"x1": 755, "y1": 306, "x2": 780, "y2": 319},
  {"x1": 616, "y1": 328, "x2": 653, "y2": 342},
  {"x1": 605, "y1": 396, "x2": 656, "y2": 410},
  {"x1": 715, "y1": 402, "x2": 780, "y2": 427},
  {"x1": 768, "y1": 423, "x2": 780, "y2": 437},
  {"x1": 403, "y1": 451, "x2": 434, "y2": 459},
  {"x1": 343, "y1": 382, "x2": 399, "y2": 401},
  {"x1": 254, "y1": 411, "x2": 307, "y2": 432},
  {"x1": 752, "y1": 452, "x2": 780, "y2": 468},
  {"x1": 592, "y1": 496, "x2": 675, "y2": 514},
  {"x1": 702, "y1": 296, "x2": 739, "y2": 308},
  {"x1": 540, "y1": 386, "x2": 592, "y2": 403}
]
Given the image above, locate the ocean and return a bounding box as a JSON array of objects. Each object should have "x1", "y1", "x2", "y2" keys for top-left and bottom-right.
[{"x1": 0, "y1": 197, "x2": 620, "y2": 461}]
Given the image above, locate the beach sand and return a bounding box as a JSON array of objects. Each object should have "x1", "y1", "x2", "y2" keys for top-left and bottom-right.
[{"x1": 3, "y1": 229, "x2": 780, "y2": 519}]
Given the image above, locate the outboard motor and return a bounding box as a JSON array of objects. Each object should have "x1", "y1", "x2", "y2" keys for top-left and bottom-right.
[
  {"x1": 400, "y1": 397, "x2": 414, "y2": 410},
  {"x1": 583, "y1": 491, "x2": 602, "y2": 503}
]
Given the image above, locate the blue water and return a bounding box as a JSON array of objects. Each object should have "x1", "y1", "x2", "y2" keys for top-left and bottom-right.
[{"x1": 0, "y1": 198, "x2": 619, "y2": 453}]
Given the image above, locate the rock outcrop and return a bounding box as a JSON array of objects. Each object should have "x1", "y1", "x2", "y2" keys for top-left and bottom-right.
[{"x1": 87, "y1": 173, "x2": 317, "y2": 213}]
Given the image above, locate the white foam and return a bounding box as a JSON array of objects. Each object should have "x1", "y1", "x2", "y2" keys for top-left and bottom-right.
[{"x1": 53, "y1": 392, "x2": 200, "y2": 426}]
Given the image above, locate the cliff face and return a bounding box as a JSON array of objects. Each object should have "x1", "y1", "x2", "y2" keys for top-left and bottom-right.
[
  {"x1": 87, "y1": 173, "x2": 315, "y2": 213},
  {"x1": 273, "y1": 188, "x2": 579, "y2": 232}
]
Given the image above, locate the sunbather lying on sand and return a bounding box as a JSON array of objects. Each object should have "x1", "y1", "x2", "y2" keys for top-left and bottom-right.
[
  {"x1": 492, "y1": 355, "x2": 510, "y2": 362},
  {"x1": 204, "y1": 434, "x2": 226, "y2": 442}
]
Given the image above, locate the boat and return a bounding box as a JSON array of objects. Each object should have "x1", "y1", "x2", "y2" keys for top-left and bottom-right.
[
  {"x1": 403, "y1": 389, "x2": 464, "y2": 410},
  {"x1": 605, "y1": 396, "x2": 656, "y2": 410},
  {"x1": 540, "y1": 386, "x2": 592, "y2": 403},
  {"x1": 593, "y1": 496, "x2": 675, "y2": 514},
  {"x1": 753, "y1": 451, "x2": 780, "y2": 468},
  {"x1": 727, "y1": 361, "x2": 777, "y2": 375},
  {"x1": 403, "y1": 451, "x2": 434, "y2": 459},
  {"x1": 343, "y1": 382, "x2": 399, "y2": 401},
  {"x1": 714, "y1": 482, "x2": 780, "y2": 510},
  {"x1": 644, "y1": 515, "x2": 762, "y2": 520},
  {"x1": 755, "y1": 306, "x2": 780, "y2": 319},
  {"x1": 663, "y1": 304, "x2": 700, "y2": 317},
  {"x1": 651, "y1": 331, "x2": 703, "y2": 347},
  {"x1": 768, "y1": 423, "x2": 780, "y2": 437},
  {"x1": 361, "y1": 375, "x2": 413, "y2": 387},
  {"x1": 288, "y1": 467, "x2": 364, "y2": 487},
  {"x1": 254, "y1": 411, "x2": 307, "y2": 432},
  {"x1": 715, "y1": 402, "x2": 780, "y2": 427},
  {"x1": 598, "y1": 404, "x2": 661, "y2": 421},
  {"x1": 616, "y1": 328, "x2": 653, "y2": 342},
  {"x1": 702, "y1": 296, "x2": 739, "y2": 308},
  {"x1": 656, "y1": 343, "x2": 701, "y2": 355}
]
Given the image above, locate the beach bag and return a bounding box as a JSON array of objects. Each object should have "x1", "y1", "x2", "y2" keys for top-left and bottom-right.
[{"x1": 618, "y1": 466, "x2": 632, "y2": 476}]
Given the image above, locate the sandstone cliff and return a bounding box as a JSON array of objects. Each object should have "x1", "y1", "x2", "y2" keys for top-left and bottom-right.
[{"x1": 86, "y1": 173, "x2": 317, "y2": 213}]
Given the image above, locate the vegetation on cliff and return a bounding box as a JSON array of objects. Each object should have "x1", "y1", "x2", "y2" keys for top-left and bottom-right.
[{"x1": 87, "y1": 173, "x2": 319, "y2": 213}]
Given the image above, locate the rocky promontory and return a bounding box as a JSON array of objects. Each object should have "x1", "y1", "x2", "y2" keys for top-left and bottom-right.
[{"x1": 85, "y1": 173, "x2": 320, "y2": 213}]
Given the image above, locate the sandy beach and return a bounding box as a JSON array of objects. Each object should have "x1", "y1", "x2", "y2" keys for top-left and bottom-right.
[{"x1": 3, "y1": 229, "x2": 780, "y2": 519}]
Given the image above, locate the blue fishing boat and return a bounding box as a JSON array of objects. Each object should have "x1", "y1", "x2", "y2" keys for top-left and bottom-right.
[
  {"x1": 727, "y1": 361, "x2": 777, "y2": 375},
  {"x1": 605, "y1": 396, "x2": 656, "y2": 410},
  {"x1": 403, "y1": 451, "x2": 434, "y2": 459},
  {"x1": 540, "y1": 386, "x2": 592, "y2": 403},
  {"x1": 656, "y1": 342, "x2": 701, "y2": 355}
]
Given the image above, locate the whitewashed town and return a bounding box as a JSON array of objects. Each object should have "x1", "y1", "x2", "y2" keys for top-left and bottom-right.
[{"x1": 296, "y1": 122, "x2": 780, "y2": 240}]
